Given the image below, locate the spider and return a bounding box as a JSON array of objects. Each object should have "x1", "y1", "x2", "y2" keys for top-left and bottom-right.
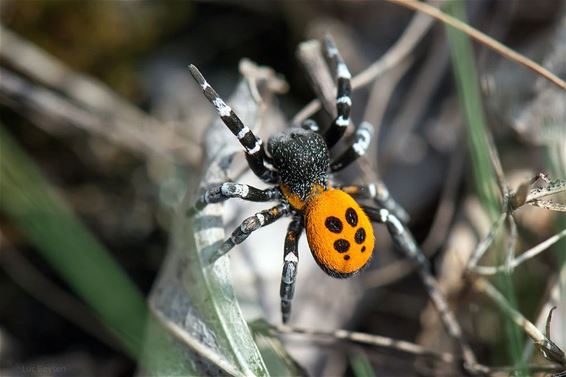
[{"x1": 188, "y1": 36, "x2": 416, "y2": 324}]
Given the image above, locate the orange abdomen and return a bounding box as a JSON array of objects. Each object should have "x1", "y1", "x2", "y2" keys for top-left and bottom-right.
[{"x1": 305, "y1": 189, "x2": 375, "y2": 278}]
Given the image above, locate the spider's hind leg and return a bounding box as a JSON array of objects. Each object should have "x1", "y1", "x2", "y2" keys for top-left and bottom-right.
[
  {"x1": 362, "y1": 205, "x2": 479, "y2": 369},
  {"x1": 189, "y1": 65, "x2": 278, "y2": 183},
  {"x1": 323, "y1": 35, "x2": 352, "y2": 149},
  {"x1": 280, "y1": 216, "x2": 303, "y2": 323},
  {"x1": 335, "y1": 181, "x2": 410, "y2": 224}
]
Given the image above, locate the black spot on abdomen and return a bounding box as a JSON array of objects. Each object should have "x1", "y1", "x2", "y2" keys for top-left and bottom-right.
[
  {"x1": 325, "y1": 216, "x2": 343, "y2": 233},
  {"x1": 334, "y1": 239, "x2": 350, "y2": 253},
  {"x1": 345, "y1": 208, "x2": 358, "y2": 227},
  {"x1": 355, "y1": 228, "x2": 366, "y2": 244}
]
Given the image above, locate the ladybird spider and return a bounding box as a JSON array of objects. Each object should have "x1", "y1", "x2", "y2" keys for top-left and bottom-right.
[{"x1": 189, "y1": 36, "x2": 409, "y2": 324}]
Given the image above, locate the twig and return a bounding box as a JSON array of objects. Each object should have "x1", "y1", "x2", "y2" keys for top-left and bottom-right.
[
  {"x1": 485, "y1": 364, "x2": 565, "y2": 375},
  {"x1": 484, "y1": 121, "x2": 509, "y2": 200},
  {"x1": 385, "y1": 0, "x2": 566, "y2": 90},
  {"x1": 466, "y1": 212, "x2": 507, "y2": 272},
  {"x1": 472, "y1": 277, "x2": 566, "y2": 366},
  {"x1": 381, "y1": 29, "x2": 450, "y2": 166},
  {"x1": 294, "y1": 39, "x2": 337, "y2": 123},
  {"x1": 503, "y1": 215, "x2": 518, "y2": 273},
  {"x1": 291, "y1": 10, "x2": 434, "y2": 125},
  {"x1": 362, "y1": 56, "x2": 414, "y2": 166},
  {"x1": 467, "y1": 175, "x2": 566, "y2": 276},
  {"x1": 524, "y1": 260, "x2": 566, "y2": 362},
  {"x1": 473, "y1": 228, "x2": 566, "y2": 276},
  {"x1": 264, "y1": 321, "x2": 564, "y2": 376},
  {"x1": 0, "y1": 67, "x2": 199, "y2": 166},
  {"x1": 265, "y1": 322, "x2": 456, "y2": 364},
  {"x1": 0, "y1": 26, "x2": 158, "y2": 122},
  {"x1": 0, "y1": 26, "x2": 202, "y2": 167},
  {"x1": 351, "y1": 10, "x2": 434, "y2": 89}
]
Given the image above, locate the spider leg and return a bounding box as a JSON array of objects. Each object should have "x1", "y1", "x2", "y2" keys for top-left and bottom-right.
[
  {"x1": 187, "y1": 183, "x2": 281, "y2": 217},
  {"x1": 322, "y1": 35, "x2": 352, "y2": 149},
  {"x1": 208, "y1": 203, "x2": 290, "y2": 264},
  {"x1": 280, "y1": 216, "x2": 303, "y2": 323},
  {"x1": 335, "y1": 182, "x2": 410, "y2": 223},
  {"x1": 362, "y1": 206, "x2": 479, "y2": 370},
  {"x1": 189, "y1": 65, "x2": 278, "y2": 183},
  {"x1": 329, "y1": 121, "x2": 374, "y2": 172},
  {"x1": 300, "y1": 119, "x2": 320, "y2": 132}
]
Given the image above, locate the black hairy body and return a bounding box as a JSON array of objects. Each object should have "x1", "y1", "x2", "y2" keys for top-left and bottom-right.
[{"x1": 267, "y1": 129, "x2": 330, "y2": 203}]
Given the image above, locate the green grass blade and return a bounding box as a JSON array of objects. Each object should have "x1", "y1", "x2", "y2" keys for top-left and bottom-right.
[
  {"x1": 350, "y1": 351, "x2": 376, "y2": 377},
  {"x1": 0, "y1": 125, "x2": 146, "y2": 358},
  {"x1": 444, "y1": 2, "x2": 525, "y2": 372}
]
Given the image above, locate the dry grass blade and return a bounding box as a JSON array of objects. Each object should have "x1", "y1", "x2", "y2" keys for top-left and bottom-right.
[
  {"x1": 351, "y1": 10, "x2": 433, "y2": 88},
  {"x1": 0, "y1": 26, "x2": 201, "y2": 167},
  {"x1": 0, "y1": 68, "x2": 199, "y2": 166},
  {"x1": 473, "y1": 229, "x2": 566, "y2": 276},
  {"x1": 291, "y1": 9, "x2": 433, "y2": 124},
  {"x1": 466, "y1": 212, "x2": 507, "y2": 272},
  {"x1": 526, "y1": 179, "x2": 566, "y2": 202},
  {"x1": 473, "y1": 278, "x2": 566, "y2": 366},
  {"x1": 266, "y1": 322, "x2": 455, "y2": 364},
  {"x1": 295, "y1": 40, "x2": 337, "y2": 119},
  {"x1": 528, "y1": 200, "x2": 566, "y2": 212},
  {"x1": 386, "y1": 0, "x2": 566, "y2": 90}
]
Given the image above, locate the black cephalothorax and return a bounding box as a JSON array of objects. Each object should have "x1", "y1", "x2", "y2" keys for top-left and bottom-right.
[{"x1": 267, "y1": 128, "x2": 329, "y2": 205}]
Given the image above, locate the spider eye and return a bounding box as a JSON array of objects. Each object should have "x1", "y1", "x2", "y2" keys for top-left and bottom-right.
[{"x1": 305, "y1": 189, "x2": 375, "y2": 278}]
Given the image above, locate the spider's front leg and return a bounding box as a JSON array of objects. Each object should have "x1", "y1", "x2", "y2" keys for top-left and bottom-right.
[
  {"x1": 280, "y1": 216, "x2": 303, "y2": 324},
  {"x1": 187, "y1": 182, "x2": 281, "y2": 217},
  {"x1": 329, "y1": 121, "x2": 374, "y2": 172},
  {"x1": 189, "y1": 65, "x2": 278, "y2": 183},
  {"x1": 323, "y1": 35, "x2": 352, "y2": 149},
  {"x1": 336, "y1": 182, "x2": 410, "y2": 224},
  {"x1": 207, "y1": 204, "x2": 290, "y2": 264}
]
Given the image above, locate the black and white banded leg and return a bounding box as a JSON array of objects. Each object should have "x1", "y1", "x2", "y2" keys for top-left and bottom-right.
[
  {"x1": 280, "y1": 216, "x2": 303, "y2": 324},
  {"x1": 362, "y1": 206, "x2": 479, "y2": 371},
  {"x1": 209, "y1": 204, "x2": 290, "y2": 264},
  {"x1": 323, "y1": 35, "x2": 352, "y2": 149},
  {"x1": 301, "y1": 119, "x2": 320, "y2": 132},
  {"x1": 336, "y1": 182, "x2": 410, "y2": 223},
  {"x1": 189, "y1": 65, "x2": 277, "y2": 183},
  {"x1": 187, "y1": 183, "x2": 281, "y2": 217},
  {"x1": 330, "y1": 121, "x2": 374, "y2": 172}
]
